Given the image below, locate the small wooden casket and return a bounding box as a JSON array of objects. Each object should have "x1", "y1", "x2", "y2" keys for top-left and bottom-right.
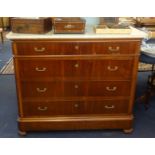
[
  {"x1": 11, "y1": 17, "x2": 52, "y2": 34},
  {"x1": 53, "y1": 17, "x2": 86, "y2": 34}
]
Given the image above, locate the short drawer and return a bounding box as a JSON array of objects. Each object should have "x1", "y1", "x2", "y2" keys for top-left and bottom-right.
[
  {"x1": 22, "y1": 101, "x2": 86, "y2": 117},
  {"x1": 88, "y1": 81, "x2": 131, "y2": 97},
  {"x1": 13, "y1": 40, "x2": 140, "y2": 55}
]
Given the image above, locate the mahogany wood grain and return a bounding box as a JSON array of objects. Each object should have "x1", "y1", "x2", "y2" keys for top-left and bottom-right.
[
  {"x1": 22, "y1": 99, "x2": 129, "y2": 117},
  {"x1": 13, "y1": 40, "x2": 140, "y2": 55},
  {"x1": 18, "y1": 115, "x2": 133, "y2": 133},
  {"x1": 88, "y1": 81, "x2": 131, "y2": 97},
  {"x1": 15, "y1": 58, "x2": 134, "y2": 80},
  {"x1": 20, "y1": 80, "x2": 131, "y2": 100},
  {"x1": 11, "y1": 38, "x2": 142, "y2": 134}
]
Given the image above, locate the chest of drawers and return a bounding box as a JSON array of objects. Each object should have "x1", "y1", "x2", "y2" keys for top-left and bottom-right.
[{"x1": 12, "y1": 38, "x2": 141, "y2": 135}]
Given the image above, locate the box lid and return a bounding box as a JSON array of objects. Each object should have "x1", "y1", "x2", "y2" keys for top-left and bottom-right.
[{"x1": 54, "y1": 17, "x2": 85, "y2": 23}]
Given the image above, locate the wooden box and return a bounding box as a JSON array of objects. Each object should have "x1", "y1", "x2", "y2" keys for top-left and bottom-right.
[
  {"x1": 53, "y1": 17, "x2": 86, "y2": 34},
  {"x1": 136, "y1": 17, "x2": 155, "y2": 26},
  {"x1": 11, "y1": 17, "x2": 52, "y2": 34},
  {"x1": 94, "y1": 25, "x2": 132, "y2": 34}
]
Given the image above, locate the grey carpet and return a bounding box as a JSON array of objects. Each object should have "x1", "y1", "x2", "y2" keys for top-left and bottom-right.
[
  {"x1": 0, "y1": 72, "x2": 155, "y2": 138},
  {"x1": 0, "y1": 41, "x2": 12, "y2": 71}
]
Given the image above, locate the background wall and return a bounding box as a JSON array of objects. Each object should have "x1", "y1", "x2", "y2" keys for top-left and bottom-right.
[{"x1": 84, "y1": 17, "x2": 100, "y2": 25}]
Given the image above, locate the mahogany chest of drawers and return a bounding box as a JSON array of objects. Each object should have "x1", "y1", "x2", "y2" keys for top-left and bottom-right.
[{"x1": 12, "y1": 38, "x2": 141, "y2": 135}]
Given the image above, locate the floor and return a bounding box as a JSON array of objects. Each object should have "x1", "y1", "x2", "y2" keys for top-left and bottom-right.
[{"x1": 0, "y1": 39, "x2": 12, "y2": 71}]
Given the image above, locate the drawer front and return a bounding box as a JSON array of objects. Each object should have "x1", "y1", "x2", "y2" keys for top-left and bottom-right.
[
  {"x1": 86, "y1": 99, "x2": 129, "y2": 114},
  {"x1": 21, "y1": 81, "x2": 130, "y2": 99},
  {"x1": 21, "y1": 81, "x2": 87, "y2": 98},
  {"x1": 88, "y1": 81, "x2": 131, "y2": 97},
  {"x1": 14, "y1": 40, "x2": 139, "y2": 55},
  {"x1": 17, "y1": 59, "x2": 133, "y2": 80},
  {"x1": 22, "y1": 99, "x2": 129, "y2": 117},
  {"x1": 22, "y1": 101, "x2": 86, "y2": 117}
]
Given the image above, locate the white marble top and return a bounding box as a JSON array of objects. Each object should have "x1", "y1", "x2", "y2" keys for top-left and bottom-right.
[{"x1": 6, "y1": 26, "x2": 147, "y2": 40}]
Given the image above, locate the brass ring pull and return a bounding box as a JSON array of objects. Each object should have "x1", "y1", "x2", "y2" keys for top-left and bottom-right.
[
  {"x1": 34, "y1": 47, "x2": 45, "y2": 52},
  {"x1": 74, "y1": 64, "x2": 79, "y2": 68},
  {"x1": 108, "y1": 46, "x2": 120, "y2": 52},
  {"x1": 37, "y1": 106, "x2": 48, "y2": 111},
  {"x1": 64, "y1": 24, "x2": 75, "y2": 29},
  {"x1": 107, "y1": 66, "x2": 118, "y2": 71},
  {"x1": 36, "y1": 88, "x2": 47, "y2": 93},
  {"x1": 104, "y1": 105, "x2": 115, "y2": 109},
  {"x1": 106, "y1": 86, "x2": 117, "y2": 91},
  {"x1": 35, "y1": 67, "x2": 47, "y2": 72}
]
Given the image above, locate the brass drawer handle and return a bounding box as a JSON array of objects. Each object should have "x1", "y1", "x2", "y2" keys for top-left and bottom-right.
[
  {"x1": 74, "y1": 84, "x2": 79, "y2": 89},
  {"x1": 34, "y1": 47, "x2": 45, "y2": 52},
  {"x1": 75, "y1": 45, "x2": 79, "y2": 50},
  {"x1": 108, "y1": 46, "x2": 120, "y2": 52},
  {"x1": 37, "y1": 106, "x2": 48, "y2": 111},
  {"x1": 36, "y1": 88, "x2": 47, "y2": 93},
  {"x1": 64, "y1": 24, "x2": 75, "y2": 29},
  {"x1": 104, "y1": 105, "x2": 115, "y2": 109},
  {"x1": 74, "y1": 63, "x2": 79, "y2": 68},
  {"x1": 106, "y1": 86, "x2": 117, "y2": 91},
  {"x1": 107, "y1": 66, "x2": 118, "y2": 71},
  {"x1": 35, "y1": 67, "x2": 47, "y2": 72}
]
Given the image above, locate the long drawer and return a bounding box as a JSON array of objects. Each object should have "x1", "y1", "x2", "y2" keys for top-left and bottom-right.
[
  {"x1": 22, "y1": 99, "x2": 129, "y2": 117},
  {"x1": 13, "y1": 40, "x2": 140, "y2": 55},
  {"x1": 21, "y1": 81, "x2": 131, "y2": 99},
  {"x1": 16, "y1": 59, "x2": 134, "y2": 80}
]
